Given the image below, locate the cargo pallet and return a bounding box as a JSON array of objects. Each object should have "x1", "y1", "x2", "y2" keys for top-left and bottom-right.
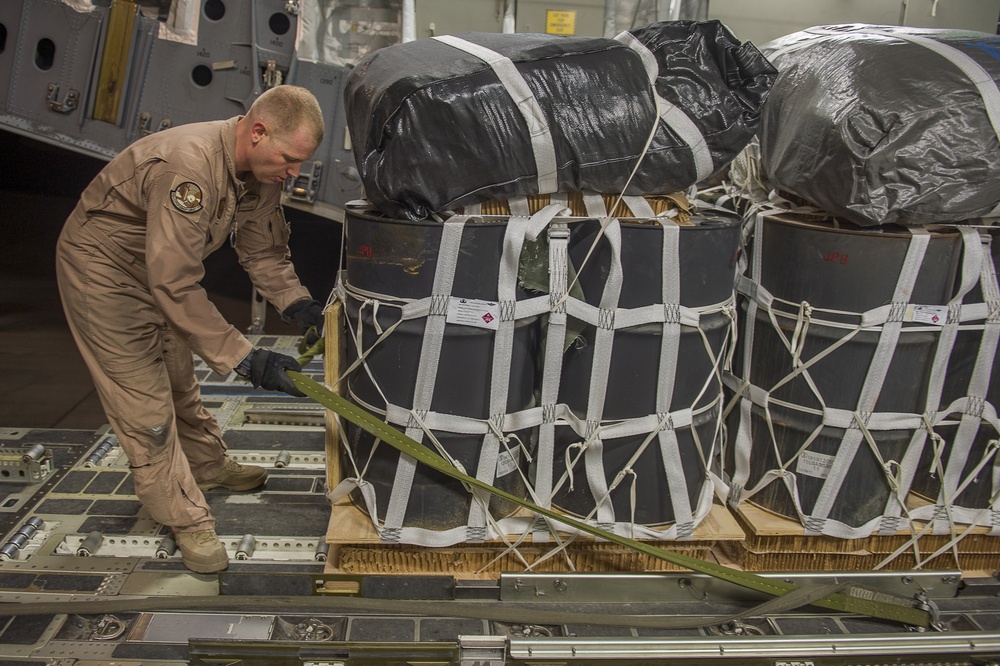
[
  {"x1": 322, "y1": 498, "x2": 744, "y2": 578},
  {"x1": 723, "y1": 502, "x2": 1000, "y2": 573}
]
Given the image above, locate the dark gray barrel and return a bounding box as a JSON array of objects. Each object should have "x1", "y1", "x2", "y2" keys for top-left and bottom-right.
[
  {"x1": 734, "y1": 216, "x2": 965, "y2": 527},
  {"x1": 552, "y1": 212, "x2": 742, "y2": 525},
  {"x1": 342, "y1": 209, "x2": 536, "y2": 529}
]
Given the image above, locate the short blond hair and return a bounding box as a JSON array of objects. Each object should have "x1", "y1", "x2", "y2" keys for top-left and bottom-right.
[{"x1": 249, "y1": 85, "x2": 324, "y2": 146}]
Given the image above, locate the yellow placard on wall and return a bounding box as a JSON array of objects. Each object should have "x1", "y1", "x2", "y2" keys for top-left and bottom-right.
[{"x1": 546, "y1": 10, "x2": 576, "y2": 36}]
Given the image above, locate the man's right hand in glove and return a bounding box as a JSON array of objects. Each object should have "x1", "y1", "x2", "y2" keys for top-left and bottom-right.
[
  {"x1": 235, "y1": 349, "x2": 305, "y2": 397},
  {"x1": 282, "y1": 299, "x2": 324, "y2": 348}
]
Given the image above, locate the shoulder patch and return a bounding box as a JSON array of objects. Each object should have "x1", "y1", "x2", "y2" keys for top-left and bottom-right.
[
  {"x1": 238, "y1": 194, "x2": 260, "y2": 212},
  {"x1": 170, "y1": 182, "x2": 204, "y2": 213}
]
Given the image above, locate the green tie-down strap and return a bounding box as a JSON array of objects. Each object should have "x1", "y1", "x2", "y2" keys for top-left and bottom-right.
[
  {"x1": 296, "y1": 327, "x2": 325, "y2": 365},
  {"x1": 287, "y1": 371, "x2": 931, "y2": 628}
]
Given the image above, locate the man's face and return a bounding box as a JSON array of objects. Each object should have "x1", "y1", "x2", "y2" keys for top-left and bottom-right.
[{"x1": 248, "y1": 123, "x2": 318, "y2": 185}]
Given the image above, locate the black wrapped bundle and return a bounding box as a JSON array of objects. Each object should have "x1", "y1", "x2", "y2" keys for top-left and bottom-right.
[
  {"x1": 345, "y1": 20, "x2": 776, "y2": 221},
  {"x1": 759, "y1": 24, "x2": 1000, "y2": 227}
]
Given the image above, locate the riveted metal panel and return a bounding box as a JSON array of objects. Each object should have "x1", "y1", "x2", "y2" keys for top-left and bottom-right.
[
  {"x1": 254, "y1": 0, "x2": 297, "y2": 71},
  {"x1": 194, "y1": 0, "x2": 251, "y2": 47},
  {"x1": 0, "y1": 1, "x2": 26, "y2": 110},
  {"x1": 133, "y1": 25, "x2": 250, "y2": 131},
  {"x1": 1, "y1": 0, "x2": 158, "y2": 156},
  {"x1": 7, "y1": 1, "x2": 102, "y2": 135}
]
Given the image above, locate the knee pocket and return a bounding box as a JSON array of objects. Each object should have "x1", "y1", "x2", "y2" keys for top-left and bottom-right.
[
  {"x1": 122, "y1": 419, "x2": 174, "y2": 467},
  {"x1": 102, "y1": 350, "x2": 164, "y2": 381}
]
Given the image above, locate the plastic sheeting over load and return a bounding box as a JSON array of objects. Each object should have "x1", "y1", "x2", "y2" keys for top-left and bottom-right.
[
  {"x1": 344, "y1": 21, "x2": 776, "y2": 220},
  {"x1": 759, "y1": 24, "x2": 1000, "y2": 228}
]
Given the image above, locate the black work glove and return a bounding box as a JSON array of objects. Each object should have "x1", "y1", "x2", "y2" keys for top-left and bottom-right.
[
  {"x1": 236, "y1": 348, "x2": 305, "y2": 397},
  {"x1": 282, "y1": 299, "x2": 324, "y2": 347}
]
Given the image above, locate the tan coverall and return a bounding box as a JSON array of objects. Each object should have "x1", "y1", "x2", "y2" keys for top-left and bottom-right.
[{"x1": 55, "y1": 117, "x2": 312, "y2": 533}]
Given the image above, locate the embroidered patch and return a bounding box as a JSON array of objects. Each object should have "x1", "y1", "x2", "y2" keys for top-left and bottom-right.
[
  {"x1": 170, "y1": 182, "x2": 204, "y2": 213},
  {"x1": 238, "y1": 194, "x2": 260, "y2": 212}
]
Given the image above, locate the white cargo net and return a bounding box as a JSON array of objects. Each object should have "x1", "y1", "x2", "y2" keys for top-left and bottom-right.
[
  {"x1": 328, "y1": 193, "x2": 736, "y2": 558},
  {"x1": 724, "y1": 199, "x2": 1000, "y2": 569}
]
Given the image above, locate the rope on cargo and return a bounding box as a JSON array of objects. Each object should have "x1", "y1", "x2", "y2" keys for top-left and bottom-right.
[{"x1": 722, "y1": 197, "x2": 1000, "y2": 570}]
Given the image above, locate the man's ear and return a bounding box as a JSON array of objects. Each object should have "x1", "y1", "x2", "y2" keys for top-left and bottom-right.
[{"x1": 250, "y1": 121, "x2": 268, "y2": 145}]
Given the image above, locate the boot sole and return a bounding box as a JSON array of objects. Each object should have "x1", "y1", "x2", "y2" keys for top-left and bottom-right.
[{"x1": 182, "y1": 555, "x2": 229, "y2": 574}]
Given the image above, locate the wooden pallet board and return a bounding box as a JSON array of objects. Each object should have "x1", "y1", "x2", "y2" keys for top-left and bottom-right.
[
  {"x1": 724, "y1": 502, "x2": 1000, "y2": 572},
  {"x1": 323, "y1": 496, "x2": 744, "y2": 578},
  {"x1": 323, "y1": 301, "x2": 345, "y2": 489}
]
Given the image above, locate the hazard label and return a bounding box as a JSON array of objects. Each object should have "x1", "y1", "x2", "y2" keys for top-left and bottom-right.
[
  {"x1": 447, "y1": 297, "x2": 500, "y2": 330},
  {"x1": 906, "y1": 304, "x2": 948, "y2": 326}
]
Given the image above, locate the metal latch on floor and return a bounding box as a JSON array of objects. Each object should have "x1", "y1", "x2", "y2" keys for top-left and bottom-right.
[
  {"x1": 287, "y1": 371, "x2": 933, "y2": 629},
  {"x1": 0, "y1": 443, "x2": 53, "y2": 484}
]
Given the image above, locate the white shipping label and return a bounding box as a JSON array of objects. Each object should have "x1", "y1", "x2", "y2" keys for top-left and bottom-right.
[
  {"x1": 496, "y1": 448, "x2": 520, "y2": 478},
  {"x1": 447, "y1": 297, "x2": 500, "y2": 330},
  {"x1": 796, "y1": 450, "x2": 835, "y2": 480},
  {"x1": 906, "y1": 304, "x2": 948, "y2": 326}
]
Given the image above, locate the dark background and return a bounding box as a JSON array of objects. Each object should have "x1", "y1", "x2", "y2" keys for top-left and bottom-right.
[{"x1": 0, "y1": 129, "x2": 342, "y2": 429}]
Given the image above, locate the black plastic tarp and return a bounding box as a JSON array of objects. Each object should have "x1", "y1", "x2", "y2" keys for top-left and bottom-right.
[
  {"x1": 759, "y1": 24, "x2": 1000, "y2": 227},
  {"x1": 345, "y1": 21, "x2": 776, "y2": 221}
]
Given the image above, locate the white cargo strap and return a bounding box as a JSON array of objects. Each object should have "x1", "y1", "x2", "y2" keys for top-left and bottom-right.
[
  {"x1": 878, "y1": 226, "x2": 986, "y2": 536},
  {"x1": 658, "y1": 213, "x2": 697, "y2": 535},
  {"x1": 622, "y1": 195, "x2": 697, "y2": 535},
  {"x1": 614, "y1": 30, "x2": 715, "y2": 182},
  {"x1": 581, "y1": 215, "x2": 624, "y2": 525},
  {"x1": 532, "y1": 196, "x2": 600, "y2": 531},
  {"x1": 383, "y1": 218, "x2": 468, "y2": 534},
  {"x1": 467, "y1": 203, "x2": 570, "y2": 533},
  {"x1": 534, "y1": 193, "x2": 615, "y2": 532},
  {"x1": 465, "y1": 213, "x2": 530, "y2": 533},
  {"x1": 433, "y1": 35, "x2": 559, "y2": 195},
  {"x1": 530, "y1": 220, "x2": 574, "y2": 541},
  {"x1": 922, "y1": 230, "x2": 1000, "y2": 534},
  {"x1": 621, "y1": 194, "x2": 654, "y2": 219},
  {"x1": 879, "y1": 227, "x2": 990, "y2": 535},
  {"x1": 727, "y1": 208, "x2": 779, "y2": 506}
]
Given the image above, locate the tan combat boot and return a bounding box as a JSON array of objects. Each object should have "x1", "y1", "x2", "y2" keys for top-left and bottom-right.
[
  {"x1": 197, "y1": 457, "x2": 268, "y2": 492},
  {"x1": 174, "y1": 529, "x2": 229, "y2": 574}
]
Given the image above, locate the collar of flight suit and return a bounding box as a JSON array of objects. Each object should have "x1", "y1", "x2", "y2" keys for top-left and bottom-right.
[{"x1": 220, "y1": 116, "x2": 247, "y2": 197}]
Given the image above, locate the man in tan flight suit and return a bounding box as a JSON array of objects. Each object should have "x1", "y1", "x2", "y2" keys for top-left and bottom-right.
[{"x1": 56, "y1": 85, "x2": 326, "y2": 573}]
